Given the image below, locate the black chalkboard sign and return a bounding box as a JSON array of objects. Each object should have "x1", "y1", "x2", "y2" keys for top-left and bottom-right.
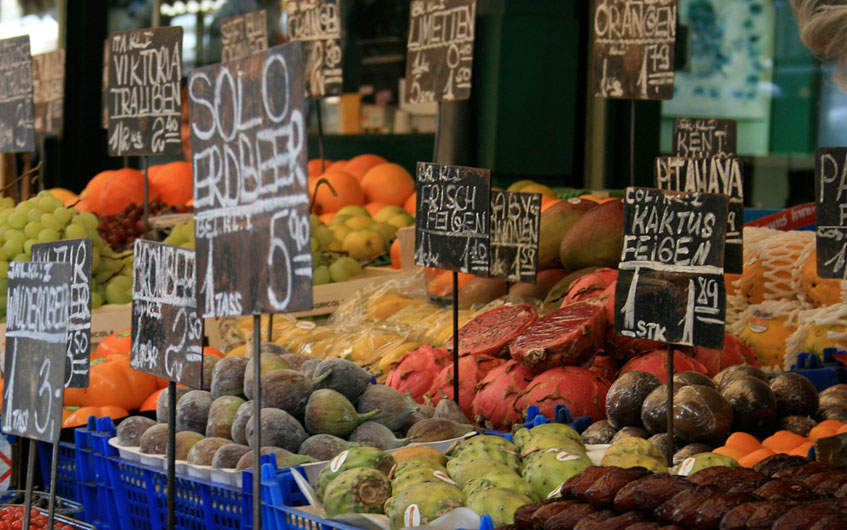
[
  {"x1": 2, "y1": 261, "x2": 70, "y2": 442},
  {"x1": 592, "y1": 0, "x2": 677, "y2": 100},
  {"x1": 614, "y1": 187, "x2": 728, "y2": 350},
  {"x1": 815, "y1": 147, "x2": 847, "y2": 279},
  {"x1": 32, "y1": 49, "x2": 64, "y2": 136},
  {"x1": 672, "y1": 118, "x2": 737, "y2": 159},
  {"x1": 655, "y1": 156, "x2": 743, "y2": 274},
  {"x1": 221, "y1": 10, "x2": 268, "y2": 62},
  {"x1": 106, "y1": 27, "x2": 183, "y2": 156},
  {"x1": 285, "y1": 1, "x2": 342, "y2": 98},
  {"x1": 414, "y1": 162, "x2": 490, "y2": 275},
  {"x1": 31, "y1": 239, "x2": 92, "y2": 388},
  {"x1": 489, "y1": 190, "x2": 541, "y2": 283},
  {"x1": 0, "y1": 35, "x2": 34, "y2": 152},
  {"x1": 189, "y1": 42, "x2": 313, "y2": 318},
  {"x1": 405, "y1": 0, "x2": 476, "y2": 104},
  {"x1": 130, "y1": 240, "x2": 203, "y2": 387}
]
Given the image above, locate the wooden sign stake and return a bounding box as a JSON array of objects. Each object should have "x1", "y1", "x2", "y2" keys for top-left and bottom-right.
[
  {"x1": 629, "y1": 101, "x2": 636, "y2": 188},
  {"x1": 47, "y1": 391, "x2": 65, "y2": 530},
  {"x1": 267, "y1": 314, "x2": 274, "y2": 343},
  {"x1": 143, "y1": 155, "x2": 150, "y2": 239},
  {"x1": 451, "y1": 271, "x2": 460, "y2": 406},
  {"x1": 37, "y1": 135, "x2": 45, "y2": 193},
  {"x1": 665, "y1": 343, "x2": 674, "y2": 465},
  {"x1": 22, "y1": 438, "x2": 36, "y2": 530},
  {"x1": 253, "y1": 315, "x2": 262, "y2": 530},
  {"x1": 167, "y1": 381, "x2": 177, "y2": 530},
  {"x1": 315, "y1": 98, "x2": 326, "y2": 170}
]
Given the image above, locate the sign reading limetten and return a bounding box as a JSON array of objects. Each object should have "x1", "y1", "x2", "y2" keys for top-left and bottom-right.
[{"x1": 189, "y1": 42, "x2": 313, "y2": 318}]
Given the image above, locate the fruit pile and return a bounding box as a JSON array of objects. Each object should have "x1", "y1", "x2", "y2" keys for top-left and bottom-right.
[
  {"x1": 96, "y1": 198, "x2": 189, "y2": 251},
  {"x1": 0, "y1": 507, "x2": 74, "y2": 530},
  {"x1": 114, "y1": 348, "x2": 476, "y2": 472},
  {"x1": 507, "y1": 452, "x2": 847, "y2": 530},
  {"x1": 312, "y1": 423, "x2": 594, "y2": 529}
]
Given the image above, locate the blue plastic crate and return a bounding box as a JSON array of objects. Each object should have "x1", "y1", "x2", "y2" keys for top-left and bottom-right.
[
  {"x1": 76, "y1": 416, "x2": 121, "y2": 530},
  {"x1": 37, "y1": 439, "x2": 79, "y2": 504},
  {"x1": 788, "y1": 348, "x2": 847, "y2": 392}
]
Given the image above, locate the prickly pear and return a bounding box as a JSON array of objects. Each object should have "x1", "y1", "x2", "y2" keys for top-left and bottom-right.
[
  {"x1": 315, "y1": 446, "x2": 395, "y2": 499},
  {"x1": 465, "y1": 487, "x2": 532, "y2": 527},
  {"x1": 384, "y1": 482, "x2": 465, "y2": 530},
  {"x1": 521, "y1": 449, "x2": 591, "y2": 500},
  {"x1": 446, "y1": 458, "x2": 519, "y2": 488},
  {"x1": 323, "y1": 467, "x2": 391, "y2": 516}
]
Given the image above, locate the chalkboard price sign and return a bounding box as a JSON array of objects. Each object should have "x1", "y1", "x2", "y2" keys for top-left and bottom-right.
[
  {"x1": 131, "y1": 240, "x2": 203, "y2": 387},
  {"x1": 672, "y1": 118, "x2": 737, "y2": 159},
  {"x1": 189, "y1": 42, "x2": 313, "y2": 318},
  {"x1": 655, "y1": 156, "x2": 743, "y2": 274},
  {"x1": 32, "y1": 49, "x2": 65, "y2": 135},
  {"x1": 0, "y1": 35, "x2": 34, "y2": 152},
  {"x1": 489, "y1": 190, "x2": 541, "y2": 283},
  {"x1": 2, "y1": 261, "x2": 71, "y2": 442},
  {"x1": 815, "y1": 147, "x2": 847, "y2": 279},
  {"x1": 106, "y1": 27, "x2": 183, "y2": 157},
  {"x1": 415, "y1": 162, "x2": 490, "y2": 275},
  {"x1": 285, "y1": 1, "x2": 342, "y2": 98},
  {"x1": 31, "y1": 239, "x2": 92, "y2": 388},
  {"x1": 221, "y1": 10, "x2": 268, "y2": 62},
  {"x1": 592, "y1": 0, "x2": 677, "y2": 100},
  {"x1": 614, "y1": 187, "x2": 728, "y2": 350},
  {"x1": 405, "y1": 0, "x2": 476, "y2": 104}
]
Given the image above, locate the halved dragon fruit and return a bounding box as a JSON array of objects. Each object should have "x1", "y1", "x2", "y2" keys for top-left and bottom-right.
[
  {"x1": 618, "y1": 350, "x2": 709, "y2": 383},
  {"x1": 561, "y1": 267, "x2": 618, "y2": 305},
  {"x1": 693, "y1": 333, "x2": 759, "y2": 377},
  {"x1": 385, "y1": 345, "x2": 451, "y2": 402},
  {"x1": 509, "y1": 301, "x2": 606, "y2": 373},
  {"x1": 425, "y1": 355, "x2": 505, "y2": 419},
  {"x1": 447, "y1": 304, "x2": 538, "y2": 357},
  {"x1": 515, "y1": 366, "x2": 611, "y2": 422},
  {"x1": 588, "y1": 353, "x2": 620, "y2": 383},
  {"x1": 472, "y1": 360, "x2": 535, "y2": 430}
]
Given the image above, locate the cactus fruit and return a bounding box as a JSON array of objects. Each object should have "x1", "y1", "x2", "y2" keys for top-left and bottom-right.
[
  {"x1": 384, "y1": 482, "x2": 465, "y2": 530},
  {"x1": 465, "y1": 487, "x2": 533, "y2": 527},
  {"x1": 520, "y1": 448, "x2": 591, "y2": 500},
  {"x1": 323, "y1": 467, "x2": 391, "y2": 516},
  {"x1": 315, "y1": 446, "x2": 395, "y2": 499}
]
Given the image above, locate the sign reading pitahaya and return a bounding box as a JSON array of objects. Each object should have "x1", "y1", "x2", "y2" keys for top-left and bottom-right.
[
  {"x1": 654, "y1": 156, "x2": 744, "y2": 274},
  {"x1": 414, "y1": 162, "x2": 490, "y2": 275},
  {"x1": 614, "y1": 187, "x2": 728, "y2": 350},
  {"x1": 815, "y1": 147, "x2": 847, "y2": 279}
]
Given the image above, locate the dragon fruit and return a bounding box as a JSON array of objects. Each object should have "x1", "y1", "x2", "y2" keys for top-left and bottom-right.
[
  {"x1": 385, "y1": 345, "x2": 451, "y2": 403},
  {"x1": 447, "y1": 304, "x2": 537, "y2": 357},
  {"x1": 509, "y1": 301, "x2": 606, "y2": 373},
  {"x1": 588, "y1": 353, "x2": 620, "y2": 383},
  {"x1": 561, "y1": 268, "x2": 618, "y2": 305},
  {"x1": 515, "y1": 366, "x2": 610, "y2": 422},
  {"x1": 425, "y1": 355, "x2": 505, "y2": 419},
  {"x1": 472, "y1": 360, "x2": 535, "y2": 430},
  {"x1": 600, "y1": 281, "x2": 663, "y2": 361},
  {"x1": 618, "y1": 350, "x2": 709, "y2": 383},
  {"x1": 693, "y1": 333, "x2": 759, "y2": 377}
]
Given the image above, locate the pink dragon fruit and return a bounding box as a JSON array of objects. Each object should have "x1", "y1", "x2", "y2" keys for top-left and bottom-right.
[
  {"x1": 425, "y1": 355, "x2": 505, "y2": 419},
  {"x1": 588, "y1": 353, "x2": 620, "y2": 383},
  {"x1": 618, "y1": 350, "x2": 709, "y2": 383},
  {"x1": 693, "y1": 333, "x2": 760, "y2": 377},
  {"x1": 515, "y1": 366, "x2": 611, "y2": 422},
  {"x1": 561, "y1": 267, "x2": 618, "y2": 305},
  {"x1": 447, "y1": 304, "x2": 537, "y2": 357},
  {"x1": 472, "y1": 360, "x2": 535, "y2": 430},
  {"x1": 510, "y1": 301, "x2": 606, "y2": 373},
  {"x1": 385, "y1": 345, "x2": 451, "y2": 403}
]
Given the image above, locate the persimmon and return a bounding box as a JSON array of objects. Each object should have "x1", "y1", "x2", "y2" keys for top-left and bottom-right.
[
  {"x1": 344, "y1": 154, "x2": 387, "y2": 180},
  {"x1": 360, "y1": 163, "x2": 415, "y2": 206},
  {"x1": 310, "y1": 171, "x2": 364, "y2": 214},
  {"x1": 737, "y1": 448, "x2": 775, "y2": 468}
]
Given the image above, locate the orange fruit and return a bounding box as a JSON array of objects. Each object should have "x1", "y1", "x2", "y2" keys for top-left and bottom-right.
[
  {"x1": 390, "y1": 238, "x2": 402, "y2": 269},
  {"x1": 364, "y1": 202, "x2": 389, "y2": 217},
  {"x1": 76, "y1": 169, "x2": 115, "y2": 212},
  {"x1": 203, "y1": 346, "x2": 225, "y2": 358},
  {"x1": 809, "y1": 422, "x2": 842, "y2": 442},
  {"x1": 737, "y1": 448, "x2": 775, "y2": 468},
  {"x1": 149, "y1": 161, "x2": 193, "y2": 205},
  {"x1": 310, "y1": 171, "x2": 364, "y2": 214},
  {"x1": 47, "y1": 188, "x2": 78, "y2": 204},
  {"x1": 326, "y1": 160, "x2": 348, "y2": 173},
  {"x1": 344, "y1": 154, "x2": 387, "y2": 180},
  {"x1": 308, "y1": 159, "x2": 332, "y2": 178},
  {"x1": 97, "y1": 168, "x2": 146, "y2": 214},
  {"x1": 789, "y1": 441, "x2": 814, "y2": 457},
  {"x1": 360, "y1": 163, "x2": 415, "y2": 206},
  {"x1": 838, "y1": 424, "x2": 847, "y2": 434},
  {"x1": 725, "y1": 432, "x2": 762, "y2": 455},
  {"x1": 713, "y1": 446, "x2": 746, "y2": 462},
  {"x1": 319, "y1": 212, "x2": 336, "y2": 224},
  {"x1": 762, "y1": 431, "x2": 808, "y2": 453},
  {"x1": 540, "y1": 196, "x2": 561, "y2": 213},
  {"x1": 404, "y1": 192, "x2": 417, "y2": 215}
]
